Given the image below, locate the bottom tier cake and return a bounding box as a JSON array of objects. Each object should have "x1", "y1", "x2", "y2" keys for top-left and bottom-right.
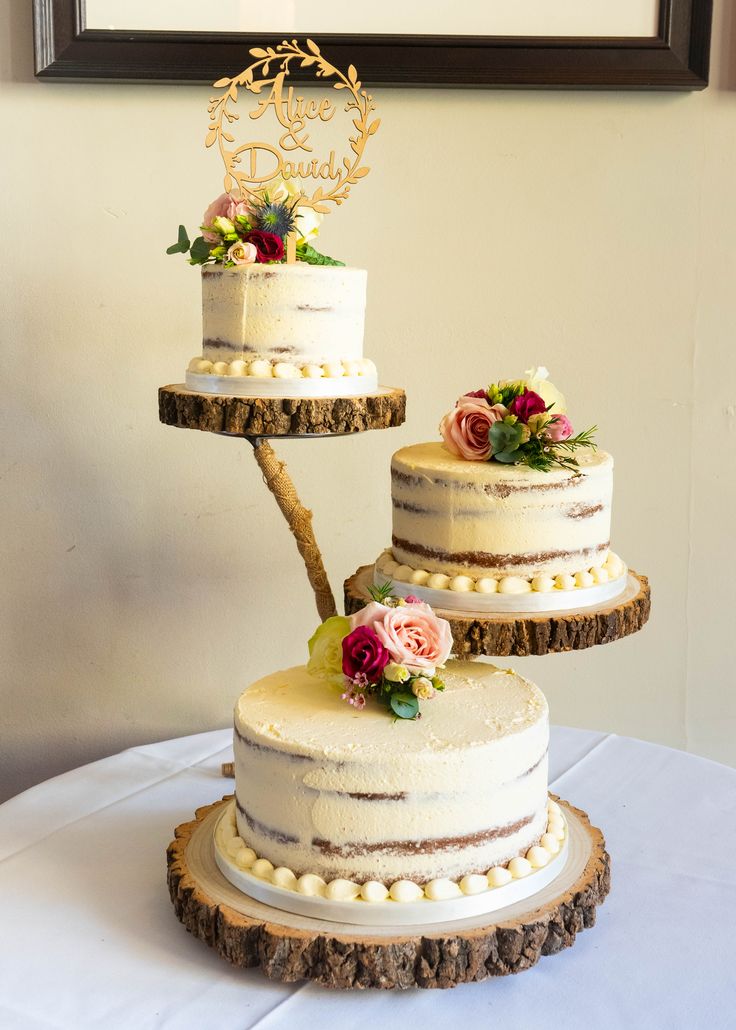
[{"x1": 231, "y1": 660, "x2": 553, "y2": 897}]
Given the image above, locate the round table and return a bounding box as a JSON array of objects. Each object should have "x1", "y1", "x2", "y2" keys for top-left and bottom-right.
[{"x1": 1, "y1": 728, "x2": 733, "y2": 1029}]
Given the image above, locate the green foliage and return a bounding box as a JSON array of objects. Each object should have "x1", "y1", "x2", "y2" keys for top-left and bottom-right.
[
  {"x1": 367, "y1": 580, "x2": 394, "y2": 604},
  {"x1": 489, "y1": 420, "x2": 524, "y2": 463},
  {"x1": 188, "y1": 236, "x2": 213, "y2": 265},
  {"x1": 389, "y1": 692, "x2": 419, "y2": 720},
  {"x1": 488, "y1": 380, "x2": 525, "y2": 407},
  {"x1": 296, "y1": 243, "x2": 345, "y2": 266},
  {"x1": 166, "y1": 224, "x2": 190, "y2": 255},
  {"x1": 489, "y1": 418, "x2": 598, "y2": 473}
]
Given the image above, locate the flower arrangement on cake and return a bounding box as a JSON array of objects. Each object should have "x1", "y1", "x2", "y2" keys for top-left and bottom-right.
[
  {"x1": 307, "y1": 586, "x2": 453, "y2": 720},
  {"x1": 440, "y1": 367, "x2": 597, "y2": 473},
  {"x1": 167, "y1": 176, "x2": 344, "y2": 268}
]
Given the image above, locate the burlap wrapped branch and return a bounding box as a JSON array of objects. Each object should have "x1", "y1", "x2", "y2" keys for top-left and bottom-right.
[{"x1": 251, "y1": 439, "x2": 337, "y2": 623}]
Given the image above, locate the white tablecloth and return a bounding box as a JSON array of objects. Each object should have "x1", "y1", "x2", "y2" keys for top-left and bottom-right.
[{"x1": 1, "y1": 727, "x2": 734, "y2": 1030}]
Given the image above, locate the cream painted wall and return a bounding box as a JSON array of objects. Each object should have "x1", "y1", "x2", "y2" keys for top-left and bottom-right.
[{"x1": 1, "y1": 2, "x2": 735, "y2": 803}]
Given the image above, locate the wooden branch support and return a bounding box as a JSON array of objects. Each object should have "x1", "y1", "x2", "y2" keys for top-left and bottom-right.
[
  {"x1": 158, "y1": 382, "x2": 407, "y2": 623},
  {"x1": 250, "y1": 438, "x2": 337, "y2": 622}
]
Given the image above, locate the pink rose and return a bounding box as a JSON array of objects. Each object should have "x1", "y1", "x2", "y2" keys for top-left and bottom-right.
[
  {"x1": 545, "y1": 414, "x2": 574, "y2": 442},
  {"x1": 202, "y1": 193, "x2": 234, "y2": 242},
  {"x1": 350, "y1": 601, "x2": 452, "y2": 674},
  {"x1": 226, "y1": 197, "x2": 255, "y2": 225},
  {"x1": 440, "y1": 396, "x2": 506, "y2": 461}
]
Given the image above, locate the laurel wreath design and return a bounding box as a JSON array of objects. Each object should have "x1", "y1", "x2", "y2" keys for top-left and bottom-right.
[{"x1": 205, "y1": 39, "x2": 380, "y2": 213}]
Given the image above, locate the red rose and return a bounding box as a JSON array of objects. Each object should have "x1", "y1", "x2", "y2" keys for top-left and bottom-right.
[
  {"x1": 342, "y1": 626, "x2": 389, "y2": 683},
  {"x1": 508, "y1": 389, "x2": 547, "y2": 423},
  {"x1": 243, "y1": 230, "x2": 284, "y2": 263},
  {"x1": 464, "y1": 389, "x2": 487, "y2": 399}
]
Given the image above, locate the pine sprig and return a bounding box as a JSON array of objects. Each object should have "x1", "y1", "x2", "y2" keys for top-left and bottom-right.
[
  {"x1": 367, "y1": 580, "x2": 394, "y2": 603},
  {"x1": 517, "y1": 425, "x2": 598, "y2": 473},
  {"x1": 555, "y1": 425, "x2": 598, "y2": 452}
]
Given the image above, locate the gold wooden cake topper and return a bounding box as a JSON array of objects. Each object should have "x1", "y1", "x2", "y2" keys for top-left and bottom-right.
[{"x1": 206, "y1": 39, "x2": 379, "y2": 261}]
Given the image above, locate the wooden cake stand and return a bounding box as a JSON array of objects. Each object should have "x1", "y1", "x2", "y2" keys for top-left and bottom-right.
[
  {"x1": 159, "y1": 383, "x2": 406, "y2": 622},
  {"x1": 167, "y1": 795, "x2": 610, "y2": 991},
  {"x1": 345, "y1": 564, "x2": 650, "y2": 657}
]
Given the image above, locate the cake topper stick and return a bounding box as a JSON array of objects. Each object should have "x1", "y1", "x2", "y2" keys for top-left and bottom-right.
[{"x1": 206, "y1": 39, "x2": 379, "y2": 258}]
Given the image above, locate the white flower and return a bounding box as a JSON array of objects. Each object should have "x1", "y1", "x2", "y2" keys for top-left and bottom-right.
[
  {"x1": 411, "y1": 677, "x2": 436, "y2": 700},
  {"x1": 263, "y1": 175, "x2": 323, "y2": 244},
  {"x1": 294, "y1": 204, "x2": 321, "y2": 245},
  {"x1": 384, "y1": 662, "x2": 410, "y2": 683},
  {"x1": 524, "y1": 366, "x2": 567, "y2": 414},
  {"x1": 212, "y1": 215, "x2": 236, "y2": 236}
]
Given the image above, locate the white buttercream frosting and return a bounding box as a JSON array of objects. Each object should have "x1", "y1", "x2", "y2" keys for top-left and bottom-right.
[
  {"x1": 213, "y1": 797, "x2": 567, "y2": 910},
  {"x1": 201, "y1": 263, "x2": 367, "y2": 366},
  {"x1": 390, "y1": 442, "x2": 614, "y2": 580},
  {"x1": 374, "y1": 548, "x2": 629, "y2": 614},
  {"x1": 233, "y1": 660, "x2": 549, "y2": 886}
]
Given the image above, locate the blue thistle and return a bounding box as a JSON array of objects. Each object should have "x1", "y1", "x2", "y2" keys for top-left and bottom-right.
[{"x1": 253, "y1": 197, "x2": 298, "y2": 239}]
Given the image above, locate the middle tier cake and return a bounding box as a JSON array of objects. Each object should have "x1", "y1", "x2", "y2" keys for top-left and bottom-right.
[
  {"x1": 232, "y1": 660, "x2": 549, "y2": 886},
  {"x1": 375, "y1": 369, "x2": 628, "y2": 614},
  {"x1": 390, "y1": 441, "x2": 614, "y2": 581}
]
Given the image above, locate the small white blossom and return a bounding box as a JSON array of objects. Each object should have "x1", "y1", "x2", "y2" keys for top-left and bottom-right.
[
  {"x1": 412, "y1": 677, "x2": 436, "y2": 700},
  {"x1": 384, "y1": 663, "x2": 410, "y2": 683}
]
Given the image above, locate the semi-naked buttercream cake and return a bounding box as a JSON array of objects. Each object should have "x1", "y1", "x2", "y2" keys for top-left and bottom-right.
[
  {"x1": 169, "y1": 183, "x2": 379, "y2": 398},
  {"x1": 186, "y1": 263, "x2": 377, "y2": 397},
  {"x1": 232, "y1": 661, "x2": 549, "y2": 886},
  {"x1": 375, "y1": 370, "x2": 628, "y2": 614},
  {"x1": 212, "y1": 592, "x2": 568, "y2": 922}
]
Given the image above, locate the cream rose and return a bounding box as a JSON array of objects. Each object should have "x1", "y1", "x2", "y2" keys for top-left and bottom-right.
[
  {"x1": 263, "y1": 175, "x2": 323, "y2": 244},
  {"x1": 307, "y1": 615, "x2": 351, "y2": 689},
  {"x1": 227, "y1": 240, "x2": 258, "y2": 265},
  {"x1": 412, "y1": 677, "x2": 436, "y2": 700}
]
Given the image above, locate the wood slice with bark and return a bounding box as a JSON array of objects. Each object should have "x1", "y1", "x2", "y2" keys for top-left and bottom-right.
[
  {"x1": 158, "y1": 384, "x2": 406, "y2": 437},
  {"x1": 167, "y1": 795, "x2": 610, "y2": 990}
]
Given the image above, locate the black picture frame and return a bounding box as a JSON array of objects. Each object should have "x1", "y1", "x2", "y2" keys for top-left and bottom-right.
[{"x1": 33, "y1": 0, "x2": 712, "y2": 90}]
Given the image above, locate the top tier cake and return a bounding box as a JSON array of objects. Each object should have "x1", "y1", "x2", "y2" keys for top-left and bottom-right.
[{"x1": 170, "y1": 183, "x2": 378, "y2": 397}]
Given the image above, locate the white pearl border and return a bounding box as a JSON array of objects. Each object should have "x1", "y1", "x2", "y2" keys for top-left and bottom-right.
[
  {"x1": 186, "y1": 369, "x2": 379, "y2": 398},
  {"x1": 373, "y1": 551, "x2": 629, "y2": 615},
  {"x1": 213, "y1": 798, "x2": 567, "y2": 927}
]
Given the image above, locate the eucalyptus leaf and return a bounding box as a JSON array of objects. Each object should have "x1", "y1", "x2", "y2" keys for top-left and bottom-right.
[
  {"x1": 166, "y1": 224, "x2": 191, "y2": 255},
  {"x1": 389, "y1": 692, "x2": 419, "y2": 720},
  {"x1": 493, "y1": 449, "x2": 521, "y2": 464},
  {"x1": 490, "y1": 420, "x2": 523, "y2": 454},
  {"x1": 189, "y1": 236, "x2": 213, "y2": 265}
]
